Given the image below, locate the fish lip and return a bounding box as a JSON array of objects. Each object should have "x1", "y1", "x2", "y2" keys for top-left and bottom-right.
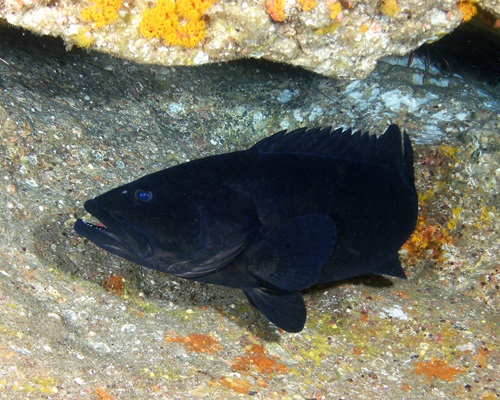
[{"x1": 74, "y1": 199, "x2": 154, "y2": 260}]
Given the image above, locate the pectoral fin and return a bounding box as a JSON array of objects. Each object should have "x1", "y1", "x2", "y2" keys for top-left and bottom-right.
[
  {"x1": 243, "y1": 287, "x2": 306, "y2": 332},
  {"x1": 249, "y1": 213, "x2": 337, "y2": 291},
  {"x1": 166, "y1": 237, "x2": 249, "y2": 279}
]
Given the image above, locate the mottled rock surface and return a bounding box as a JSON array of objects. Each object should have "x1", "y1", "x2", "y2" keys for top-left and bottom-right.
[
  {"x1": 1, "y1": 0, "x2": 498, "y2": 78},
  {"x1": 0, "y1": 26, "x2": 499, "y2": 399}
]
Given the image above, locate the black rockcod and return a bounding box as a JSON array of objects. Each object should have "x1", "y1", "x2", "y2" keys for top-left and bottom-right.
[{"x1": 74, "y1": 124, "x2": 418, "y2": 332}]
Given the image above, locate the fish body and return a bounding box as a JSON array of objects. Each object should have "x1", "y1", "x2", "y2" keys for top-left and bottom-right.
[{"x1": 74, "y1": 124, "x2": 418, "y2": 332}]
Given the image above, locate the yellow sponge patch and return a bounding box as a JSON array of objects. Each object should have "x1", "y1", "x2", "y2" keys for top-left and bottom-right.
[
  {"x1": 139, "y1": 0, "x2": 217, "y2": 47},
  {"x1": 81, "y1": 0, "x2": 123, "y2": 28},
  {"x1": 297, "y1": 0, "x2": 316, "y2": 12},
  {"x1": 379, "y1": 0, "x2": 399, "y2": 17},
  {"x1": 327, "y1": 1, "x2": 342, "y2": 20}
]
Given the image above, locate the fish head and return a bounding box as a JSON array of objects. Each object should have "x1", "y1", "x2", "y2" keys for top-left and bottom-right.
[{"x1": 74, "y1": 167, "x2": 260, "y2": 277}]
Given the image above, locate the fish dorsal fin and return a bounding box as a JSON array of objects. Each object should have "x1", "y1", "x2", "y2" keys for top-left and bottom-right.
[{"x1": 250, "y1": 124, "x2": 411, "y2": 169}]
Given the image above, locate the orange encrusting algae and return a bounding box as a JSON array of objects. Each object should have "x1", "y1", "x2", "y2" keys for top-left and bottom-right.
[
  {"x1": 472, "y1": 347, "x2": 491, "y2": 368},
  {"x1": 297, "y1": 0, "x2": 317, "y2": 11},
  {"x1": 164, "y1": 333, "x2": 222, "y2": 354},
  {"x1": 457, "y1": 0, "x2": 478, "y2": 22},
  {"x1": 402, "y1": 215, "x2": 453, "y2": 265},
  {"x1": 413, "y1": 358, "x2": 465, "y2": 381},
  {"x1": 81, "y1": 0, "x2": 123, "y2": 27},
  {"x1": 359, "y1": 24, "x2": 369, "y2": 33},
  {"x1": 103, "y1": 274, "x2": 124, "y2": 296},
  {"x1": 96, "y1": 387, "x2": 116, "y2": 400},
  {"x1": 266, "y1": 0, "x2": 286, "y2": 22},
  {"x1": 231, "y1": 344, "x2": 287, "y2": 374},
  {"x1": 218, "y1": 377, "x2": 252, "y2": 394},
  {"x1": 139, "y1": 0, "x2": 217, "y2": 47}
]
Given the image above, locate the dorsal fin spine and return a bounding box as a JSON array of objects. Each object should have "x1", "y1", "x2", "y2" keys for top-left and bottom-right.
[{"x1": 249, "y1": 125, "x2": 412, "y2": 175}]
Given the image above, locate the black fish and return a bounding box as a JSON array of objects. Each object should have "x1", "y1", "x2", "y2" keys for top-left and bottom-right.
[{"x1": 74, "y1": 124, "x2": 418, "y2": 332}]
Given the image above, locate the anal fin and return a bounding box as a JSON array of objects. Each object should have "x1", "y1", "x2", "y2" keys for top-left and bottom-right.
[{"x1": 243, "y1": 288, "x2": 306, "y2": 333}]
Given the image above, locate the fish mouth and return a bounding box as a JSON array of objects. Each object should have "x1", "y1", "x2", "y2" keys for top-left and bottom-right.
[{"x1": 74, "y1": 199, "x2": 154, "y2": 263}]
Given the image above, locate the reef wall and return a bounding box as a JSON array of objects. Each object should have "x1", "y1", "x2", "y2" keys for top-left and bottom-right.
[{"x1": 1, "y1": 0, "x2": 498, "y2": 78}]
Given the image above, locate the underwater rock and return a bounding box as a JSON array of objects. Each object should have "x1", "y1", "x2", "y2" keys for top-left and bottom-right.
[{"x1": 1, "y1": 0, "x2": 497, "y2": 78}]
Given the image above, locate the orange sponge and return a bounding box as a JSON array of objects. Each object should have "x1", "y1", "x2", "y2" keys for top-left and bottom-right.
[
  {"x1": 457, "y1": 1, "x2": 478, "y2": 22},
  {"x1": 266, "y1": 0, "x2": 286, "y2": 22}
]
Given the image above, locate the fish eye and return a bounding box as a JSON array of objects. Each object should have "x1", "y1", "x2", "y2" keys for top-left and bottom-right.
[{"x1": 134, "y1": 189, "x2": 153, "y2": 203}]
